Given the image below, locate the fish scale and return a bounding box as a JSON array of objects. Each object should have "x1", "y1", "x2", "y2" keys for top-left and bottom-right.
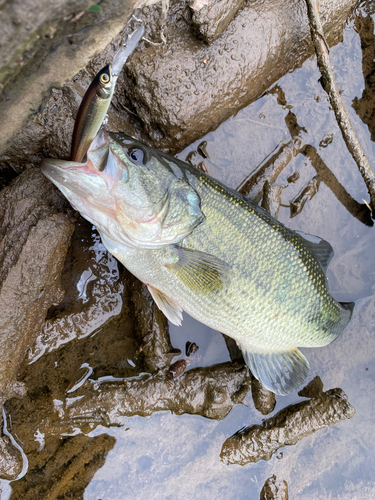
[
  {"x1": 119, "y1": 166, "x2": 343, "y2": 350},
  {"x1": 41, "y1": 131, "x2": 354, "y2": 395}
]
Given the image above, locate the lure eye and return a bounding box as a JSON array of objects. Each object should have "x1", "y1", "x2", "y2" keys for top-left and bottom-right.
[
  {"x1": 127, "y1": 148, "x2": 144, "y2": 164},
  {"x1": 100, "y1": 73, "x2": 110, "y2": 84}
]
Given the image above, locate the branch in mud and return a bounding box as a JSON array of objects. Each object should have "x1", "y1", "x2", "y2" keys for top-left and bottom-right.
[
  {"x1": 305, "y1": 0, "x2": 375, "y2": 218},
  {"x1": 237, "y1": 136, "x2": 304, "y2": 203},
  {"x1": 220, "y1": 378, "x2": 355, "y2": 465},
  {"x1": 300, "y1": 144, "x2": 373, "y2": 226},
  {"x1": 64, "y1": 363, "x2": 250, "y2": 427}
]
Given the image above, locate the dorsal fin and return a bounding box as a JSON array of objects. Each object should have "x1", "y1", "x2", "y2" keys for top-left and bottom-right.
[{"x1": 296, "y1": 231, "x2": 334, "y2": 273}]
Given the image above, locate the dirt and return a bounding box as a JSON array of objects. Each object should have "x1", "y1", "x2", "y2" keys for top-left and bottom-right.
[
  {"x1": 0, "y1": 169, "x2": 75, "y2": 409},
  {"x1": 9, "y1": 433, "x2": 116, "y2": 500},
  {"x1": 220, "y1": 382, "x2": 356, "y2": 465},
  {"x1": 130, "y1": 279, "x2": 180, "y2": 370},
  {"x1": 260, "y1": 475, "x2": 289, "y2": 500},
  {"x1": 189, "y1": 0, "x2": 246, "y2": 44},
  {"x1": 250, "y1": 374, "x2": 276, "y2": 416},
  {"x1": 0, "y1": 425, "x2": 23, "y2": 481},
  {"x1": 0, "y1": 0, "x2": 357, "y2": 187},
  {"x1": 121, "y1": 0, "x2": 357, "y2": 153},
  {"x1": 0, "y1": 0, "x2": 137, "y2": 174}
]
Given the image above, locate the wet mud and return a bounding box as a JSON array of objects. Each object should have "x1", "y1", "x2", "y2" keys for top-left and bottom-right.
[
  {"x1": 9, "y1": 433, "x2": 116, "y2": 500},
  {"x1": 0, "y1": 0, "x2": 357, "y2": 187},
  {"x1": 260, "y1": 475, "x2": 289, "y2": 500},
  {"x1": 122, "y1": 0, "x2": 357, "y2": 153},
  {"x1": 353, "y1": 10, "x2": 375, "y2": 140},
  {"x1": 220, "y1": 380, "x2": 355, "y2": 465},
  {"x1": 0, "y1": 169, "x2": 75, "y2": 408},
  {"x1": 250, "y1": 374, "x2": 276, "y2": 416},
  {"x1": 0, "y1": 0, "x2": 136, "y2": 160},
  {"x1": 239, "y1": 108, "x2": 373, "y2": 226},
  {"x1": 189, "y1": 0, "x2": 246, "y2": 44},
  {"x1": 261, "y1": 181, "x2": 284, "y2": 220},
  {"x1": 290, "y1": 174, "x2": 321, "y2": 218},
  {"x1": 0, "y1": 426, "x2": 23, "y2": 482},
  {"x1": 130, "y1": 279, "x2": 179, "y2": 371}
]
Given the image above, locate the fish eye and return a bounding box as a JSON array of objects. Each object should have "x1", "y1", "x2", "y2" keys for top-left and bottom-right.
[
  {"x1": 127, "y1": 148, "x2": 144, "y2": 164},
  {"x1": 100, "y1": 73, "x2": 110, "y2": 84}
]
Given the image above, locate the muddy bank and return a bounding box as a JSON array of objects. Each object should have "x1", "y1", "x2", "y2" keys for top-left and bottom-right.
[
  {"x1": 123, "y1": 0, "x2": 357, "y2": 152},
  {"x1": 9, "y1": 433, "x2": 116, "y2": 500},
  {"x1": 0, "y1": 169, "x2": 75, "y2": 408},
  {"x1": 0, "y1": 0, "x2": 136, "y2": 159},
  {"x1": 0, "y1": 0, "x2": 357, "y2": 185},
  {"x1": 220, "y1": 379, "x2": 355, "y2": 465}
]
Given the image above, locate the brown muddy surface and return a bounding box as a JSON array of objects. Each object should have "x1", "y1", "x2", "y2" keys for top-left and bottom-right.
[
  {"x1": 0, "y1": 0, "x2": 356, "y2": 189},
  {"x1": 220, "y1": 381, "x2": 355, "y2": 465},
  {"x1": 0, "y1": 169, "x2": 75, "y2": 407},
  {"x1": 123, "y1": 0, "x2": 357, "y2": 153},
  {"x1": 0, "y1": 0, "x2": 136, "y2": 158},
  {"x1": 1, "y1": 2, "x2": 375, "y2": 499},
  {"x1": 260, "y1": 475, "x2": 289, "y2": 500}
]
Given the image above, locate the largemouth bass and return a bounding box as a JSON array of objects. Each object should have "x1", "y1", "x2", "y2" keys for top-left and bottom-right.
[{"x1": 41, "y1": 130, "x2": 354, "y2": 395}]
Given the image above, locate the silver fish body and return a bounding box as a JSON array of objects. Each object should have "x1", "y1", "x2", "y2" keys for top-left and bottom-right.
[{"x1": 41, "y1": 130, "x2": 353, "y2": 395}]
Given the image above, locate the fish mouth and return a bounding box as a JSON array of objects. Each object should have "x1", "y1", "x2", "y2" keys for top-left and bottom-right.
[
  {"x1": 40, "y1": 157, "x2": 109, "y2": 211},
  {"x1": 41, "y1": 158, "x2": 93, "y2": 179}
]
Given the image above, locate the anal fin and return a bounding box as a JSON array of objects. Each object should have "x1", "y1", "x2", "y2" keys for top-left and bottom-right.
[
  {"x1": 147, "y1": 284, "x2": 183, "y2": 326},
  {"x1": 242, "y1": 348, "x2": 310, "y2": 396}
]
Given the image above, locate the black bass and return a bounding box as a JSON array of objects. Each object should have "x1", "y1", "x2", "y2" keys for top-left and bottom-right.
[{"x1": 41, "y1": 130, "x2": 354, "y2": 395}]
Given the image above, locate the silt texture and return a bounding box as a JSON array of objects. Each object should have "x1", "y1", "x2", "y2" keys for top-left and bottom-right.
[
  {"x1": 220, "y1": 386, "x2": 355, "y2": 465},
  {"x1": 0, "y1": 169, "x2": 75, "y2": 407}
]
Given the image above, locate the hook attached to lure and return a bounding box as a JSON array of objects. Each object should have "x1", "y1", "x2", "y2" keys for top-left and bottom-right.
[{"x1": 71, "y1": 24, "x2": 145, "y2": 162}]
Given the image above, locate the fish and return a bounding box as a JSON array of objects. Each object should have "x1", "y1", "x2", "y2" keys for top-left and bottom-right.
[
  {"x1": 41, "y1": 129, "x2": 354, "y2": 396},
  {"x1": 70, "y1": 24, "x2": 145, "y2": 162}
]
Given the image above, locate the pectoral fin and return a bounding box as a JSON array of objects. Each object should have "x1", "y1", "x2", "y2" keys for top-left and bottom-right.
[
  {"x1": 147, "y1": 284, "x2": 183, "y2": 326},
  {"x1": 165, "y1": 246, "x2": 231, "y2": 295},
  {"x1": 242, "y1": 347, "x2": 310, "y2": 396}
]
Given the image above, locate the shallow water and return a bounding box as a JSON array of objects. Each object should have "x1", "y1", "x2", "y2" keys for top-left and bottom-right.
[{"x1": 2, "y1": 6, "x2": 375, "y2": 500}]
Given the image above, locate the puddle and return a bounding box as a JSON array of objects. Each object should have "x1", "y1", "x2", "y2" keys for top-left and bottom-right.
[{"x1": 1, "y1": 5, "x2": 375, "y2": 500}]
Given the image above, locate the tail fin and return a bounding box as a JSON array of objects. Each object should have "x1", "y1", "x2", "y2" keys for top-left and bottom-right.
[{"x1": 242, "y1": 347, "x2": 309, "y2": 396}]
